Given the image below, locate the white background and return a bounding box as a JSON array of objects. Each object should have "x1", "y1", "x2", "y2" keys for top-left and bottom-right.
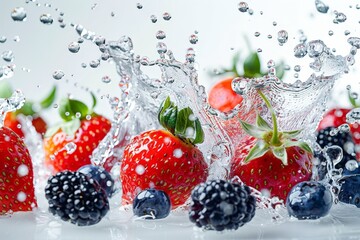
[{"x1": 0, "y1": 0, "x2": 360, "y2": 121}]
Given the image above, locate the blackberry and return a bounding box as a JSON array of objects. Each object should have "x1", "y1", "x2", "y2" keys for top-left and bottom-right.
[
  {"x1": 189, "y1": 180, "x2": 256, "y2": 231},
  {"x1": 338, "y1": 174, "x2": 360, "y2": 208},
  {"x1": 45, "y1": 171, "x2": 110, "y2": 226},
  {"x1": 315, "y1": 127, "x2": 356, "y2": 180}
]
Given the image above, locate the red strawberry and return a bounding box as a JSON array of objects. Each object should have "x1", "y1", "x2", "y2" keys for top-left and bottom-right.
[
  {"x1": 121, "y1": 97, "x2": 208, "y2": 208},
  {"x1": 44, "y1": 94, "x2": 111, "y2": 173},
  {"x1": 0, "y1": 126, "x2": 37, "y2": 214},
  {"x1": 229, "y1": 90, "x2": 313, "y2": 201},
  {"x1": 0, "y1": 82, "x2": 57, "y2": 138},
  {"x1": 318, "y1": 91, "x2": 360, "y2": 159}
]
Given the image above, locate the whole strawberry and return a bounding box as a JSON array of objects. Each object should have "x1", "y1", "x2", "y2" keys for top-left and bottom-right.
[
  {"x1": 44, "y1": 94, "x2": 111, "y2": 173},
  {"x1": 121, "y1": 97, "x2": 208, "y2": 208},
  {"x1": 0, "y1": 81, "x2": 57, "y2": 138},
  {"x1": 0, "y1": 126, "x2": 37, "y2": 214},
  {"x1": 229, "y1": 90, "x2": 313, "y2": 201}
]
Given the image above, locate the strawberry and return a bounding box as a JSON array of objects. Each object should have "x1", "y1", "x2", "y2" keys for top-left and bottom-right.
[
  {"x1": 121, "y1": 97, "x2": 208, "y2": 208},
  {"x1": 44, "y1": 94, "x2": 111, "y2": 173},
  {"x1": 318, "y1": 91, "x2": 360, "y2": 159},
  {"x1": 0, "y1": 81, "x2": 57, "y2": 138},
  {"x1": 229, "y1": 90, "x2": 313, "y2": 201},
  {"x1": 0, "y1": 126, "x2": 37, "y2": 214}
]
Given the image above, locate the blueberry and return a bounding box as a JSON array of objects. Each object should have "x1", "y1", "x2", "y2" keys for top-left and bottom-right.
[
  {"x1": 286, "y1": 181, "x2": 333, "y2": 220},
  {"x1": 78, "y1": 165, "x2": 114, "y2": 198},
  {"x1": 339, "y1": 174, "x2": 360, "y2": 207},
  {"x1": 133, "y1": 189, "x2": 171, "y2": 219}
]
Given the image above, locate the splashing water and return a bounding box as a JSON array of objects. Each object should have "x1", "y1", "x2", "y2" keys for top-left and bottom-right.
[{"x1": 0, "y1": 90, "x2": 26, "y2": 127}]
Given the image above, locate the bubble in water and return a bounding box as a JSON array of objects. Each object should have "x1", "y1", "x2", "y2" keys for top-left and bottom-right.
[
  {"x1": 11, "y1": 7, "x2": 27, "y2": 21},
  {"x1": 156, "y1": 30, "x2": 166, "y2": 40},
  {"x1": 40, "y1": 14, "x2": 54, "y2": 25},
  {"x1": 2, "y1": 51, "x2": 14, "y2": 62},
  {"x1": 315, "y1": 0, "x2": 329, "y2": 13},
  {"x1": 277, "y1": 30, "x2": 288, "y2": 44},
  {"x1": 53, "y1": 70, "x2": 65, "y2": 80},
  {"x1": 17, "y1": 164, "x2": 29, "y2": 177},
  {"x1": 162, "y1": 12, "x2": 171, "y2": 21},
  {"x1": 238, "y1": 2, "x2": 249, "y2": 12},
  {"x1": 189, "y1": 34, "x2": 198, "y2": 44},
  {"x1": 150, "y1": 15, "x2": 157, "y2": 23},
  {"x1": 294, "y1": 65, "x2": 301, "y2": 72},
  {"x1": 89, "y1": 59, "x2": 100, "y2": 68},
  {"x1": 136, "y1": 3, "x2": 143, "y2": 9},
  {"x1": 156, "y1": 42, "x2": 167, "y2": 54},
  {"x1": 68, "y1": 42, "x2": 80, "y2": 53},
  {"x1": 64, "y1": 142, "x2": 77, "y2": 154},
  {"x1": 348, "y1": 37, "x2": 360, "y2": 49},
  {"x1": 333, "y1": 12, "x2": 347, "y2": 24},
  {"x1": 102, "y1": 75, "x2": 111, "y2": 83},
  {"x1": 345, "y1": 160, "x2": 359, "y2": 171},
  {"x1": 0, "y1": 36, "x2": 6, "y2": 43},
  {"x1": 294, "y1": 43, "x2": 308, "y2": 58}
]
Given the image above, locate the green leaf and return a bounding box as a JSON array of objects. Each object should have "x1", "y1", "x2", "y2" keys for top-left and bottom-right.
[
  {"x1": 61, "y1": 119, "x2": 81, "y2": 137},
  {"x1": 275, "y1": 61, "x2": 286, "y2": 79},
  {"x1": 298, "y1": 141, "x2": 313, "y2": 154},
  {"x1": 59, "y1": 98, "x2": 89, "y2": 122},
  {"x1": 283, "y1": 140, "x2": 313, "y2": 154},
  {"x1": 244, "y1": 140, "x2": 269, "y2": 163},
  {"x1": 272, "y1": 146, "x2": 288, "y2": 165},
  {"x1": 243, "y1": 52, "x2": 261, "y2": 78},
  {"x1": 0, "y1": 81, "x2": 13, "y2": 98},
  {"x1": 240, "y1": 120, "x2": 266, "y2": 139},
  {"x1": 348, "y1": 90, "x2": 360, "y2": 108},
  {"x1": 256, "y1": 114, "x2": 271, "y2": 130},
  {"x1": 40, "y1": 86, "x2": 57, "y2": 109},
  {"x1": 174, "y1": 106, "x2": 204, "y2": 145},
  {"x1": 17, "y1": 101, "x2": 36, "y2": 116},
  {"x1": 90, "y1": 91, "x2": 97, "y2": 110},
  {"x1": 282, "y1": 130, "x2": 301, "y2": 138},
  {"x1": 158, "y1": 96, "x2": 178, "y2": 134},
  {"x1": 193, "y1": 116, "x2": 204, "y2": 144}
]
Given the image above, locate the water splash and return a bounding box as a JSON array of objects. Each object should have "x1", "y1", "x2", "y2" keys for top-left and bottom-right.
[
  {"x1": 0, "y1": 90, "x2": 26, "y2": 127},
  {"x1": 11, "y1": 7, "x2": 27, "y2": 22}
]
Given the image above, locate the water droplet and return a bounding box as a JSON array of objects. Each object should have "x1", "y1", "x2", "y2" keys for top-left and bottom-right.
[
  {"x1": 294, "y1": 65, "x2": 301, "y2": 72},
  {"x1": 156, "y1": 30, "x2": 166, "y2": 40},
  {"x1": 346, "y1": 108, "x2": 360, "y2": 124},
  {"x1": 150, "y1": 15, "x2": 157, "y2": 23},
  {"x1": 0, "y1": 36, "x2": 7, "y2": 43},
  {"x1": 101, "y1": 53, "x2": 110, "y2": 61},
  {"x1": 248, "y1": 9, "x2": 254, "y2": 15},
  {"x1": 81, "y1": 63, "x2": 87, "y2": 68},
  {"x1": 238, "y1": 2, "x2": 249, "y2": 12},
  {"x1": 135, "y1": 165, "x2": 145, "y2": 175},
  {"x1": 2, "y1": 51, "x2": 14, "y2": 62},
  {"x1": 294, "y1": 73, "x2": 299, "y2": 78},
  {"x1": 277, "y1": 30, "x2": 288, "y2": 44},
  {"x1": 53, "y1": 70, "x2": 64, "y2": 80},
  {"x1": 156, "y1": 42, "x2": 167, "y2": 54},
  {"x1": 102, "y1": 76, "x2": 111, "y2": 83},
  {"x1": 333, "y1": 12, "x2": 347, "y2": 24},
  {"x1": 64, "y1": 142, "x2": 77, "y2": 154},
  {"x1": 110, "y1": 12, "x2": 115, "y2": 17},
  {"x1": 162, "y1": 12, "x2": 171, "y2": 21},
  {"x1": 13, "y1": 36, "x2": 20, "y2": 42},
  {"x1": 58, "y1": 17, "x2": 64, "y2": 23},
  {"x1": 267, "y1": 60, "x2": 275, "y2": 68},
  {"x1": 315, "y1": 0, "x2": 329, "y2": 13},
  {"x1": 254, "y1": 32, "x2": 260, "y2": 37},
  {"x1": 17, "y1": 192, "x2": 26, "y2": 202},
  {"x1": 89, "y1": 59, "x2": 100, "y2": 68},
  {"x1": 267, "y1": 34, "x2": 272, "y2": 39},
  {"x1": 328, "y1": 30, "x2": 334, "y2": 36},
  {"x1": 40, "y1": 14, "x2": 53, "y2": 25},
  {"x1": 60, "y1": 23, "x2": 66, "y2": 28},
  {"x1": 345, "y1": 160, "x2": 358, "y2": 171},
  {"x1": 77, "y1": 38, "x2": 84, "y2": 44},
  {"x1": 307, "y1": 40, "x2": 325, "y2": 58},
  {"x1": 173, "y1": 149, "x2": 183, "y2": 158},
  {"x1": 348, "y1": 37, "x2": 360, "y2": 49},
  {"x1": 189, "y1": 34, "x2": 198, "y2": 44},
  {"x1": 11, "y1": 7, "x2": 27, "y2": 22},
  {"x1": 17, "y1": 164, "x2": 29, "y2": 177},
  {"x1": 68, "y1": 42, "x2": 80, "y2": 53},
  {"x1": 91, "y1": 3, "x2": 97, "y2": 10},
  {"x1": 94, "y1": 36, "x2": 106, "y2": 46},
  {"x1": 344, "y1": 30, "x2": 351, "y2": 36},
  {"x1": 136, "y1": 3, "x2": 143, "y2": 9},
  {"x1": 257, "y1": 48, "x2": 262, "y2": 53},
  {"x1": 273, "y1": 21, "x2": 277, "y2": 26}
]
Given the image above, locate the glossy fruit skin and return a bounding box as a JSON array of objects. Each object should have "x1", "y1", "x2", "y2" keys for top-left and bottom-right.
[
  {"x1": 44, "y1": 115, "x2": 111, "y2": 173},
  {"x1": 121, "y1": 129, "x2": 208, "y2": 209},
  {"x1": 338, "y1": 167, "x2": 360, "y2": 208},
  {"x1": 133, "y1": 189, "x2": 171, "y2": 219},
  {"x1": 4, "y1": 112, "x2": 47, "y2": 138},
  {"x1": 315, "y1": 127, "x2": 357, "y2": 180},
  {"x1": 286, "y1": 181, "x2": 333, "y2": 220},
  {"x1": 189, "y1": 180, "x2": 256, "y2": 231},
  {"x1": 0, "y1": 126, "x2": 37, "y2": 214},
  {"x1": 229, "y1": 136, "x2": 312, "y2": 201},
  {"x1": 78, "y1": 164, "x2": 114, "y2": 198},
  {"x1": 45, "y1": 171, "x2": 109, "y2": 226},
  {"x1": 208, "y1": 77, "x2": 243, "y2": 112}
]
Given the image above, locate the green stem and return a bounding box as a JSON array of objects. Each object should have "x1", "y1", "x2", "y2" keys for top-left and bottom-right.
[{"x1": 257, "y1": 90, "x2": 280, "y2": 145}]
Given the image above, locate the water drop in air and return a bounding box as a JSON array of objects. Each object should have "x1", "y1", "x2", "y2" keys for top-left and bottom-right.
[
  {"x1": 156, "y1": 30, "x2": 166, "y2": 40},
  {"x1": 238, "y1": 2, "x2": 249, "y2": 12},
  {"x1": 150, "y1": 15, "x2": 157, "y2": 23},
  {"x1": 2, "y1": 51, "x2": 14, "y2": 62},
  {"x1": 254, "y1": 32, "x2": 260, "y2": 37},
  {"x1": 11, "y1": 7, "x2": 27, "y2": 21},
  {"x1": 136, "y1": 3, "x2": 143, "y2": 9},
  {"x1": 163, "y1": 12, "x2": 171, "y2": 21},
  {"x1": 68, "y1": 42, "x2": 80, "y2": 53},
  {"x1": 102, "y1": 76, "x2": 111, "y2": 84},
  {"x1": 315, "y1": 0, "x2": 329, "y2": 13},
  {"x1": 89, "y1": 59, "x2": 100, "y2": 68},
  {"x1": 53, "y1": 70, "x2": 65, "y2": 80},
  {"x1": 0, "y1": 37, "x2": 6, "y2": 43},
  {"x1": 40, "y1": 14, "x2": 54, "y2": 25},
  {"x1": 277, "y1": 30, "x2": 288, "y2": 44},
  {"x1": 333, "y1": 12, "x2": 347, "y2": 24},
  {"x1": 189, "y1": 34, "x2": 198, "y2": 44}
]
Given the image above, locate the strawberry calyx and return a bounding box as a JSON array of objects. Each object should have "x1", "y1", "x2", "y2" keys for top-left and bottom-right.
[
  {"x1": 45, "y1": 92, "x2": 97, "y2": 138},
  {"x1": 240, "y1": 90, "x2": 312, "y2": 165},
  {"x1": 348, "y1": 89, "x2": 360, "y2": 108},
  {"x1": 0, "y1": 81, "x2": 57, "y2": 116},
  {"x1": 158, "y1": 96, "x2": 204, "y2": 145}
]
